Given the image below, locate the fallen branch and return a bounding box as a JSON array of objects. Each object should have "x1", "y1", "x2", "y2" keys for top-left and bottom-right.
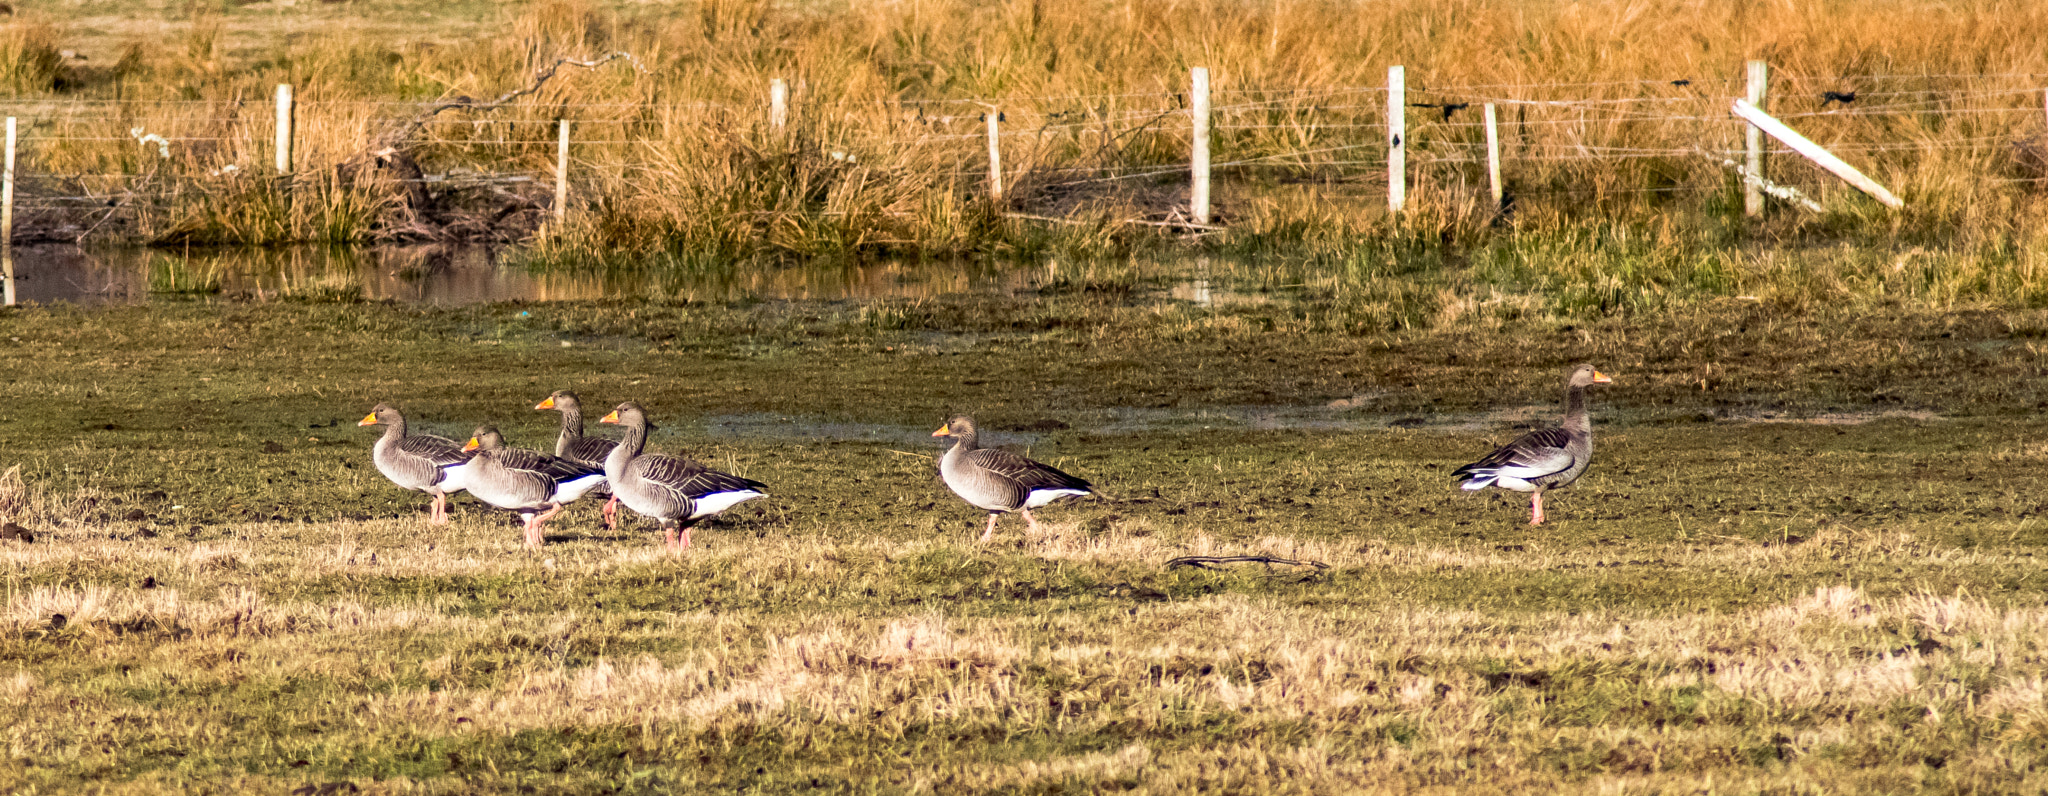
[
  {"x1": 1004, "y1": 212, "x2": 1223, "y2": 232},
  {"x1": 368, "y1": 52, "x2": 647, "y2": 155},
  {"x1": 1698, "y1": 147, "x2": 1824, "y2": 213},
  {"x1": 1165, "y1": 555, "x2": 1330, "y2": 570}
]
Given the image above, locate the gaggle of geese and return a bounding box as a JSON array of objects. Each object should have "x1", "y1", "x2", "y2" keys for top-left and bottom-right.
[{"x1": 360, "y1": 365, "x2": 1612, "y2": 551}]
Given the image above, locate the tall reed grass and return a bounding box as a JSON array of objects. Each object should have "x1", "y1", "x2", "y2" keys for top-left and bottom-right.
[{"x1": 4, "y1": 0, "x2": 2048, "y2": 285}]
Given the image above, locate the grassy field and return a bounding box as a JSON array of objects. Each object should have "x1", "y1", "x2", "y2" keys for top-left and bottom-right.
[
  {"x1": 5, "y1": 0, "x2": 2048, "y2": 261},
  {"x1": 5, "y1": 286, "x2": 2048, "y2": 791}
]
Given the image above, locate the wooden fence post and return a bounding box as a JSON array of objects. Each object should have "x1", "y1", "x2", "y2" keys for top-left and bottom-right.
[
  {"x1": 1483, "y1": 102, "x2": 1502, "y2": 210},
  {"x1": 1387, "y1": 65, "x2": 1405, "y2": 214},
  {"x1": 2, "y1": 117, "x2": 14, "y2": 250},
  {"x1": 1744, "y1": 60, "x2": 1768, "y2": 217},
  {"x1": 985, "y1": 110, "x2": 1003, "y2": 201},
  {"x1": 770, "y1": 79, "x2": 788, "y2": 130},
  {"x1": 274, "y1": 84, "x2": 294, "y2": 176},
  {"x1": 1190, "y1": 67, "x2": 1211, "y2": 225},
  {"x1": 554, "y1": 119, "x2": 571, "y2": 224}
]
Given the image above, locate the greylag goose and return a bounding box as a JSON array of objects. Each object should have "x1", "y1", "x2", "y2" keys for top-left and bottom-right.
[
  {"x1": 535, "y1": 390, "x2": 620, "y2": 528},
  {"x1": 358, "y1": 403, "x2": 472, "y2": 524},
  {"x1": 598, "y1": 402, "x2": 767, "y2": 552},
  {"x1": 1452, "y1": 363, "x2": 1612, "y2": 524},
  {"x1": 933, "y1": 415, "x2": 1093, "y2": 542},
  {"x1": 459, "y1": 426, "x2": 608, "y2": 549}
]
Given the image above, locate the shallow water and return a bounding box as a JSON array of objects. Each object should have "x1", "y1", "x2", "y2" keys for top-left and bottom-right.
[{"x1": 0, "y1": 244, "x2": 1285, "y2": 305}]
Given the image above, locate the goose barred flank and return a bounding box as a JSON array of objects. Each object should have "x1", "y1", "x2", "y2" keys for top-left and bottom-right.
[
  {"x1": 536, "y1": 390, "x2": 622, "y2": 528},
  {"x1": 933, "y1": 415, "x2": 1094, "y2": 543},
  {"x1": 460, "y1": 426, "x2": 609, "y2": 549},
  {"x1": 1452, "y1": 363, "x2": 1612, "y2": 525},
  {"x1": 599, "y1": 402, "x2": 767, "y2": 553},
  {"x1": 359, "y1": 403, "x2": 472, "y2": 525}
]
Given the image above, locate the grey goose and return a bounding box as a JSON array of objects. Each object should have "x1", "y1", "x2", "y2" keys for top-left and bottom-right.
[
  {"x1": 598, "y1": 402, "x2": 767, "y2": 552},
  {"x1": 1452, "y1": 363, "x2": 1612, "y2": 524},
  {"x1": 933, "y1": 415, "x2": 1093, "y2": 542},
  {"x1": 535, "y1": 390, "x2": 621, "y2": 528},
  {"x1": 359, "y1": 403, "x2": 473, "y2": 524},
  {"x1": 459, "y1": 426, "x2": 609, "y2": 549}
]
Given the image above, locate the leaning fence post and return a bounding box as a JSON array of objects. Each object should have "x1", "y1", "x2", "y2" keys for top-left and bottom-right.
[
  {"x1": 554, "y1": 119, "x2": 571, "y2": 225},
  {"x1": 770, "y1": 78, "x2": 788, "y2": 130},
  {"x1": 1190, "y1": 66, "x2": 1211, "y2": 225},
  {"x1": 1744, "y1": 60, "x2": 1768, "y2": 217},
  {"x1": 2, "y1": 117, "x2": 14, "y2": 250},
  {"x1": 985, "y1": 110, "x2": 1004, "y2": 201},
  {"x1": 274, "y1": 84, "x2": 294, "y2": 176},
  {"x1": 1483, "y1": 102, "x2": 1502, "y2": 210},
  {"x1": 1387, "y1": 65, "x2": 1406, "y2": 214}
]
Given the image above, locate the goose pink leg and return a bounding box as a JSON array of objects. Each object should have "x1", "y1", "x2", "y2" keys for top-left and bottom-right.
[
  {"x1": 1529, "y1": 492, "x2": 1546, "y2": 526},
  {"x1": 602, "y1": 496, "x2": 620, "y2": 530},
  {"x1": 979, "y1": 514, "x2": 1000, "y2": 544},
  {"x1": 524, "y1": 504, "x2": 566, "y2": 549},
  {"x1": 662, "y1": 523, "x2": 694, "y2": 553}
]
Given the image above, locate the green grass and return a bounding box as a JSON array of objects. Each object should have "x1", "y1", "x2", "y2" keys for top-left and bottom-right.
[{"x1": 6, "y1": 291, "x2": 2048, "y2": 791}]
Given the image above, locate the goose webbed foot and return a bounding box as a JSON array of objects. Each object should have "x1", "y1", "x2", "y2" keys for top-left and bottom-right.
[
  {"x1": 1528, "y1": 492, "x2": 1546, "y2": 525},
  {"x1": 1022, "y1": 508, "x2": 1043, "y2": 534},
  {"x1": 602, "y1": 496, "x2": 619, "y2": 530},
  {"x1": 978, "y1": 513, "x2": 999, "y2": 544}
]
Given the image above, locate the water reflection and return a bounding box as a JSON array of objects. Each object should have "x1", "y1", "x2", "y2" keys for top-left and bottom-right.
[{"x1": 0, "y1": 244, "x2": 1305, "y2": 306}]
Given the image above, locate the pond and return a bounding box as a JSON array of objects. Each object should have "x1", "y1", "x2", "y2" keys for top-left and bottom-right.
[{"x1": 0, "y1": 244, "x2": 1291, "y2": 306}]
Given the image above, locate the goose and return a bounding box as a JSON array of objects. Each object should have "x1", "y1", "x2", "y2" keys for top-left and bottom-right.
[
  {"x1": 598, "y1": 402, "x2": 767, "y2": 552},
  {"x1": 358, "y1": 403, "x2": 472, "y2": 524},
  {"x1": 459, "y1": 426, "x2": 609, "y2": 549},
  {"x1": 1452, "y1": 363, "x2": 1613, "y2": 525},
  {"x1": 535, "y1": 390, "x2": 621, "y2": 528},
  {"x1": 933, "y1": 415, "x2": 1093, "y2": 542}
]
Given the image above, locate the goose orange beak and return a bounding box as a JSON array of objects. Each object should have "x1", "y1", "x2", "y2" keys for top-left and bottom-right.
[
  {"x1": 535, "y1": 396, "x2": 556, "y2": 410},
  {"x1": 357, "y1": 412, "x2": 379, "y2": 426},
  {"x1": 1592, "y1": 371, "x2": 1613, "y2": 384},
  {"x1": 462, "y1": 437, "x2": 480, "y2": 452},
  {"x1": 932, "y1": 423, "x2": 951, "y2": 437},
  {"x1": 599, "y1": 410, "x2": 620, "y2": 424}
]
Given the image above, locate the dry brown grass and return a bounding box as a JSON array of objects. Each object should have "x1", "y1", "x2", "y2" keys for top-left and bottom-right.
[{"x1": 5, "y1": 0, "x2": 2048, "y2": 252}]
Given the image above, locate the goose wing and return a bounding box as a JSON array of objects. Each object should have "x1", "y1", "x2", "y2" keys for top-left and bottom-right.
[
  {"x1": 634, "y1": 454, "x2": 767, "y2": 501},
  {"x1": 966, "y1": 448, "x2": 1092, "y2": 493},
  {"x1": 396, "y1": 434, "x2": 470, "y2": 467},
  {"x1": 1453, "y1": 426, "x2": 1577, "y2": 482},
  {"x1": 495, "y1": 448, "x2": 603, "y2": 482},
  {"x1": 560, "y1": 435, "x2": 618, "y2": 466}
]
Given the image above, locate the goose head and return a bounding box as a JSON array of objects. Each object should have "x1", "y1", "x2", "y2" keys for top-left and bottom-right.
[
  {"x1": 1567, "y1": 363, "x2": 1613, "y2": 388},
  {"x1": 535, "y1": 390, "x2": 581, "y2": 412},
  {"x1": 358, "y1": 403, "x2": 400, "y2": 427}
]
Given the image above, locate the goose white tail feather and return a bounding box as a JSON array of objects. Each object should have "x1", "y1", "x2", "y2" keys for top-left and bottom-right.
[{"x1": 687, "y1": 490, "x2": 765, "y2": 520}]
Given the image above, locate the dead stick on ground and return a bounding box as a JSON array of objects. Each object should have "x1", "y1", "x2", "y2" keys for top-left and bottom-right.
[{"x1": 1165, "y1": 555, "x2": 1330, "y2": 570}]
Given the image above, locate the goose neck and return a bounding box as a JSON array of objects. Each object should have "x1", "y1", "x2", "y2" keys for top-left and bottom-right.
[{"x1": 1562, "y1": 385, "x2": 1592, "y2": 433}]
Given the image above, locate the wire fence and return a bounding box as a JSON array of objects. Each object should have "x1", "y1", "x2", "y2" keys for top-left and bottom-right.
[{"x1": 3, "y1": 64, "x2": 2048, "y2": 230}]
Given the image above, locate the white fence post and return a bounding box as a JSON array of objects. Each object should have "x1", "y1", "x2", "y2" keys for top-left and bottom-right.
[
  {"x1": 986, "y1": 110, "x2": 1003, "y2": 201},
  {"x1": 1483, "y1": 102, "x2": 1502, "y2": 210},
  {"x1": 1387, "y1": 65, "x2": 1405, "y2": 214},
  {"x1": 274, "y1": 84, "x2": 294, "y2": 176},
  {"x1": 770, "y1": 79, "x2": 788, "y2": 130},
  {"x1": 1744, "y1": 60, "x2": 1768, "y2": 217},
  {"x1": 1190, "y1": 67, "x2": 1211, "y2": 225},
  {"x1": 554, "y1": 119, "x2": 571, "y2": 224},
  {"x1": 2, "y1": 117, "x2": 14, "y2": 250}
]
